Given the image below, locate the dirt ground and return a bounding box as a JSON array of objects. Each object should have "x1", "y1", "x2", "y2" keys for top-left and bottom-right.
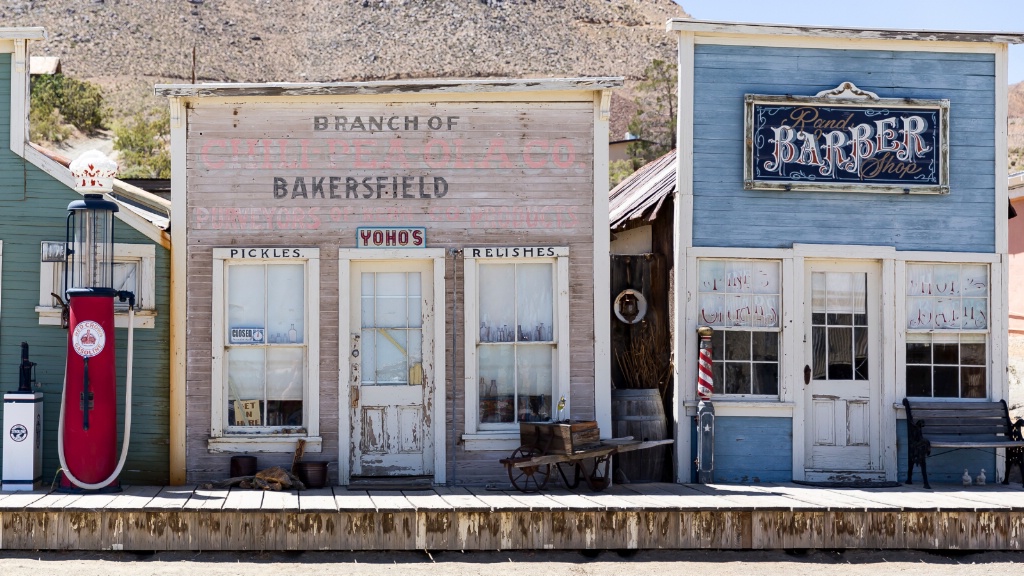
[{"x1": 1, "y1": 549, "x2": 1022, "y2": 576}]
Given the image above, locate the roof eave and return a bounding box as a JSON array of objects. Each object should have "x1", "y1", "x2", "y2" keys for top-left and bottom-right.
[
  {"x1": 666, "y1": 19, "x2": 1024, "y2": 44},
  {"x1": 155, "y1": 77, "x2": 624, "y2": 98}
]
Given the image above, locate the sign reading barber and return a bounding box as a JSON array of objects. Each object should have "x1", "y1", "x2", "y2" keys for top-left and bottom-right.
[{"x1": 744, "y1": 83, "x2": 949, "y2": 194}]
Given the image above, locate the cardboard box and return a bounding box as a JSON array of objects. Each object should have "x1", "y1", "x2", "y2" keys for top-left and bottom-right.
[{"x1": 519, "y1": 420, "x2": 601, "y2": 455}]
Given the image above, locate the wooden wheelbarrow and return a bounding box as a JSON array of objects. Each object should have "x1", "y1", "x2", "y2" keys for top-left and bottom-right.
[{"x1": 498, "y1": 421, "x2": 673, "y2": 492}]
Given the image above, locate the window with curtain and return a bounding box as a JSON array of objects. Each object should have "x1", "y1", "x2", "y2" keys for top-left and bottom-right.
[
  {"x1": 698, "y1": 259, "x2": 781, "y2": 396},
  {"x1": 225, "y1": 262, "x2": 306, "y2": 429},
  {"x1": 905, "y1": 263, "x2": 988, "y2": 398},
  {"x1": 477, "y1": 262, "x2": 555, "y2": 425}
]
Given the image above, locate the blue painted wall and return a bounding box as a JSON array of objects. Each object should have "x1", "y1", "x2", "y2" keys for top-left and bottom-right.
[
  {"x1": 0, "y1": 53, "x2": 171, "y2": 485},
  {"x1": 895, "y1": 418, "x2": 995, "y2": 485},
  {"x1": 692, "y1": 45, "x2": 996, "y2": 253},
  {"x1": 691, "y1": 416, "x2": 793, "y2": 483}
]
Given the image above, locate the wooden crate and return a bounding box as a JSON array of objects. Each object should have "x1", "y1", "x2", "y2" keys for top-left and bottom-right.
[{"x1": 519, "y1": 421, "x2": 601, "y2": 455}]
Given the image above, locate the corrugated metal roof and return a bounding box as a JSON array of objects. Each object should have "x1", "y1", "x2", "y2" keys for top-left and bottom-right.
[{"x1": 609, "y1": 149, "x2": 675, "y2": 230}]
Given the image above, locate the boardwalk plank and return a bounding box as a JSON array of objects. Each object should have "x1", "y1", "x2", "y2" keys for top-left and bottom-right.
[
  {"x1": 334, "y1": 489, "x2": 376, "y2": 510},
  {"x1": 103, "y1": 485, "x2": 162, "y2": 510},
  {"x1": 298, "y1": 488, "x2": 338, "y2": 512},
  {"x1": 143, "y1": 486, "x2": 197, "y2": 509},
  {"x1": 183, "y1": 487, "x2": 228, "y2": 510}
]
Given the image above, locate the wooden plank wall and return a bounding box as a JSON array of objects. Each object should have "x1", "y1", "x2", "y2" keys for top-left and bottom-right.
[
  {"x1": 691, "y1": 46, "x2": 996, "y2": 252},
  {"x1": 0, "y1": 56, "x2": 171, "y2": 484},
  {"x1": 183, "y1": 99, "x2": 597, "y2": 484},
  {"x1": 5, "y1": 484, "x2": 1024, "y2": 551}
]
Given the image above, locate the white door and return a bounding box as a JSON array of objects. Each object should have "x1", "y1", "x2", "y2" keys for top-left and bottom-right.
[
  {"x1": 349, "y1": 260, "x2": 434, "y2": 477},
  {"x1": 804, "y1": 260, "x2": 882, "y2": 480}
]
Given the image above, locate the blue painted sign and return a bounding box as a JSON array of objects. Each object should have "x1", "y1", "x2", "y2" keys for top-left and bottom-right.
[{"x1": 745, "y1": 93, "x2": 948, "y2": 194}]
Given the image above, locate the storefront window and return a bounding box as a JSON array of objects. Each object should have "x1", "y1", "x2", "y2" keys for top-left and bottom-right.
[
  {"x1": 225, "y1": 262, "x2": 306, "y2": 429},
  {"x1": 698, "y1": 259, "x2": 781, "y2": 396},
  {"x1": 905, "y1": 263, "x2": 988, "y2": 398},
  {"x1": 478, "y1": 262, "x2": 555, "y2": 424}
]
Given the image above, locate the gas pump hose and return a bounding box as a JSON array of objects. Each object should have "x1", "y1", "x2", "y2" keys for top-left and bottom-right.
[{"x1": 57, "y1": 306, "x2": 135, "y2": 490}]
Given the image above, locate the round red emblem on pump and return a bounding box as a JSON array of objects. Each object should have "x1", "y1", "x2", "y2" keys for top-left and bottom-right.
[{"x1": 72, "y1": 320, "x2": 106, "y2": 358}]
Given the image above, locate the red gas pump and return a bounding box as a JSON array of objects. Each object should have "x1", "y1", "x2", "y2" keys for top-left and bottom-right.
[{"x1": 57, "y1": 151, "x2": 136, "y2": 492}]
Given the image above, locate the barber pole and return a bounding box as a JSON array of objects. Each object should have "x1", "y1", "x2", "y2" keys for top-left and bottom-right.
[
  {"x1": 697, "y1": 327, "x2": 714, "y2": 400},
  {"x1": 696, "y1": 326, "x2": 715, "y2": 484}
]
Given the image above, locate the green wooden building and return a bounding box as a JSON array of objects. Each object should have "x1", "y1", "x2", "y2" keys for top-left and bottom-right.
[{"x1": 0, "y1": 29, "x2": 172, "y2": 486}]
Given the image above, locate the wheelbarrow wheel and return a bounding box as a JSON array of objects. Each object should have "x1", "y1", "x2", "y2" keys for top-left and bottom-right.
[{"x1": 507, "y1": 446, "x2": 551, "y2": 493}]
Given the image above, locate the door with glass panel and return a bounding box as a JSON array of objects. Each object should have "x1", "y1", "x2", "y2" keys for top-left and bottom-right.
[
  {"x1": 804, "y1": 261, "x2": 882, "y2": 477},
  {"x1": 349, "y1": 260, "x2": 434, "y2": 477}
]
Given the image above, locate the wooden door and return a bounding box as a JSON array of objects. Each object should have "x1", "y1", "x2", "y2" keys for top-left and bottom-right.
[
  {"x1": 349, "y1": 260, "x2": 434, "y2": 477},
  {"x1": 803, "y1": 260, "x2": 882, "y2": 479}
]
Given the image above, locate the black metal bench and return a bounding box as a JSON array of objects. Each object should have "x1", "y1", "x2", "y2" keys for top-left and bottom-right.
[{"x1": 903, "y1": 398, "x2": 1024, "y2": 489}]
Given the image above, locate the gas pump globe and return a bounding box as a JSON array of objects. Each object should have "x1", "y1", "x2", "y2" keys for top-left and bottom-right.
[{"x1": 58, "y1": 150, "x2": 135, "y2": 492}]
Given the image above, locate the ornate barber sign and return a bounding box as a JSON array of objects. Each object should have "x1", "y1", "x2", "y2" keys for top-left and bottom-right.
[{"x1": 745, "y1": 82, "x2": 949, "y2": 194}]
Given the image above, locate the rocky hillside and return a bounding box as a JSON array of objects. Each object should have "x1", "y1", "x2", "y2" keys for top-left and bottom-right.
[{"x1": 3, "y1": 0, "x2": 687, "y2": 134}]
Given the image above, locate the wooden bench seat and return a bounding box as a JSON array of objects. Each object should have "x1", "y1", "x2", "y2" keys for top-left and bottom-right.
[{"x1": 903, "y1": 398, "x2": 1024, "y2": 489}]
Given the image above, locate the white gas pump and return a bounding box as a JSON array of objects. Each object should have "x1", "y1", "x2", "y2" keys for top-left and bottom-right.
[{"x1": 2, "y1": 342, "x2": 43, "y2": 491}]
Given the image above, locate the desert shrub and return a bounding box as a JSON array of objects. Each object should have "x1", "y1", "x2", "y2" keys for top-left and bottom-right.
[
  {"x1": 113, "y1": 108, "x2": 170, "y2": 178},
  {"x1": 29, "y1": 106, "x2": 72, "y2": 143},
  {"x1": 30, "y1": 73, "x2": 106, "y2": 136}
]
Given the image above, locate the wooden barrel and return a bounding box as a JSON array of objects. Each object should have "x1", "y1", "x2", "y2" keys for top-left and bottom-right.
[{"x1": 611, "y1": 388, "x2": 667, "y2": 482}]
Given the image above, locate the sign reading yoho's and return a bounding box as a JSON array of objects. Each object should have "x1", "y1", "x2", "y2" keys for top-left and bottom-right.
[{"x1": 744, "y1": 83, "x2": 949, "y2": 194}]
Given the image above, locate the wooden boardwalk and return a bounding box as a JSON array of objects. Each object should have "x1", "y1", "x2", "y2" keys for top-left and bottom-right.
[{"x1": 2, "y1": 482, "x2": 1023, "y2": 551}]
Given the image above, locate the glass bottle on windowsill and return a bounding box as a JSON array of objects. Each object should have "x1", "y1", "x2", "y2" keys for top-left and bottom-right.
[{"x1": 288, "y1": 323, "x2": 297, "y2": 343}]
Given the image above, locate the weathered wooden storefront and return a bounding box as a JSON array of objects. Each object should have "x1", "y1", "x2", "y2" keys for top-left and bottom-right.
[
  {"x1": 668, "y1": 21, "x2": 1023, "y2": 485},
  {"x1": 157, "y1": 78, "x2": 618, "y2": 485}
]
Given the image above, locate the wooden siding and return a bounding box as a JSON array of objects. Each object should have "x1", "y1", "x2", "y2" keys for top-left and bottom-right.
[
  {"x1": 9, "y1": 482, "x2": 1024, "y2": 551},
  {"x1": 705, "y1": 416, "x2": 793, "y2": 484},
  {"x1": 691, "y1": 45, "x2": 996, "y2": 253},
  {"x1": 0, "y1": 56, "x2": 171, "y2": 484},
  {"x1": 183, "y1": 100, "x2": 597, "y2": 484}
]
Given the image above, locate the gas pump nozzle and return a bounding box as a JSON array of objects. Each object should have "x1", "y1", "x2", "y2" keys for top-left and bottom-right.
[{"x1": 17, "y1": 341, "x2": 37, "y2": 393}]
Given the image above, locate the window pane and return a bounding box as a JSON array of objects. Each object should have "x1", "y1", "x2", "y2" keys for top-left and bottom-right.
[
  {"x1": 933, "y1": 342, "x2": 958, "y2": 365},
  {"x1": 228, "y1": 347, "x2": 265, "y2": 401},
  {"x1": 267, "y1": 264, "x2": 304, "y2": 341},
  {"x1": 906, "y1": 341, "x2": 931, "y2": 364},
  {"x1": 725, "y1": 330, "x2": 750, "y2": 361},
  {"x1": 812, "y1": 326, "x2": 826, "y2": 379},
  {"x1": 827, "y1": 327, "x2": 853, "y2": 379},
  {"x1": 854, "y1": 326, "x2": 868, "y2": 380},
  {"x1": 726, "y1": 261, "x2": 753, "y2": 293},
  {"x1": 751, "y1": 331, "x2": 777, "y2": 362},
  {"x1": 112, "y1": 262, "x2": 138, "y2": 308},
  {"x1": 375, "y1": 328, "x2": 408, "y2": 384},
  {"x1": 752, "y1": 363, "x2": 778, "y2": 395},
  {"x1": 480, "y1": 264, "x2": 516, "y2": 342},
  {"x1": 517, "y1": 346, "x2": 553, "y2": 422},
  {"x1": 266, "y1": 347, "x2": 304, "y2": 426},
  {"x1": 751, "y1": 261, "x2": 780, "y2": 294},
  {"x1": 710, "y1": 330, "x2": 723, "y2": 361},
  {"x1": 961, "y1": 366, "x2": 986, "y2": 398},
  {"x1": 699, "y1": 260, "x2": 726, "y2": 293},
  {"x1": 479, "y1": 345, "x2": 515, "y2": 423},
  {"x1": 933, "y1": 366, "x2": 959, "y2": 397},
  {"x1": 962, "y1": 298, "x2": 988, "y2": 330},
  {"x1": 906, "y1": 365, "x2": 931, "y2": 396},
  {"x1": 961, "y1": 265, "x2": 988, "y2": 297},
  {"x1": 699, "y1": 293, "x2": 725, "y2": 327},
  {"x1": 724, "y1": 362, "x2": 750, "y2": 395},
  {"x1": 374, "y1": 272, "x2": 411, "y2": 329},
  {"x1": 517, "y1": 264, "x2": 553, "y2": 342},
  {"x1": 961, "y1": 337, "x2": 986, "y2": 365},
  {"x1": 228, "y1": 265, "x2": 265, "y2": 329},
  {"x1": 267, "y1": 347, "x2": 304, "y2": 401}
]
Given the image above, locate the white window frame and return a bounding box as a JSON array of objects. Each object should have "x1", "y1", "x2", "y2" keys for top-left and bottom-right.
[
  {"x1": 462, "y1": 247, "x2": 570, "y2": 452},
  {"x1": 37, "y1": 242, "x2": 157, "y2": 329},
  {"x1": 896, "y1": 256, "x2": 998, "y2": 402},
  {"x1": 696, "y1": 257, "x2": 784, "y2": 400},
  {"x1": 208, "y1": 247, "x2": 321, "y2": 453}
]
